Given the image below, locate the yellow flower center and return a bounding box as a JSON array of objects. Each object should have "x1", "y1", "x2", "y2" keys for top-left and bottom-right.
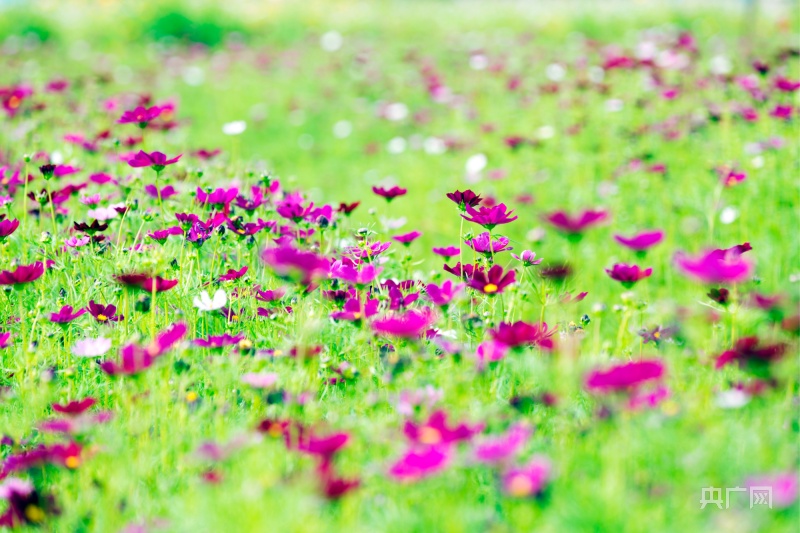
[
  {"x1": 186, "y1": 391, "x2": 199, "y2": 403},
  {"x1": 236, "y1": 228, "x2": 245, "y2": 234},
  {"x1": 65, "y1": 455, "x2": 80, "y2": 469},
  {"x1": 507, "y1": 474, "x2": 533, "y2": 497},
  {"x1": 653, "y1": 331, "x2": 661, "y2": 339},
  {"x1": 483, "y1": 283, "x2": 498, "y2": 294},
  {"x1": 231, "y1": 314, "x2": 239, "y2": 321},
  {"x1": 97, "y1": 314, "x2": 108, "y2": 321},
  {"x1": 25, "y1": 505, "x2": 46, "y2": 523},
  {"x1": 8, "y1": 96, "x2": 20, "y2": 109},
  {"x1": 353, "y1": 312, "x2": 362, "y2": 319},
  {"x1": 267, "y1": 423, "x2": 283, "y2": 438},
  {"x1": 418, "y1": 427, "x2": 442, "y2": 445}
]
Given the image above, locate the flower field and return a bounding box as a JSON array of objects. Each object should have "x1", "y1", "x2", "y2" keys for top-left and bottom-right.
[{"x1": 0, "y1": 1, "x2": 798, "y2": 531}]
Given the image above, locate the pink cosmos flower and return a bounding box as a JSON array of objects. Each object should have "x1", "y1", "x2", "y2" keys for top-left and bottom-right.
[
  {"x1": 392, "y1": 231, "x2": 422, "y2": 246},
  {"x1": 675, "y1": 247, "x2": 753, "y2": 284},
  {"x1": 605, "y1": 263, "x2": 653, "y2": 287},
  {"x1": 241, "y1": 372, "x2": 279, "y2": 389},
  {"x1": 218, "y1": 266, "x2": 248, "y2": 282},
  {"x1": 127, "y1": 150, "x2": 182, "y2": 171},
  {"x1": 465, "y1": 232, "x2": 512, "y2": 256},
  {"x1": 404, "y1": 411, "x2": 483, "y2": 446},
  {"x1": 372, "y1": 185, "x2": 407, "y2": 201},
  {"x1": 388, "y1": 446, "x2": 452, "y2": 481},
  {"x1": 490, "y1": 321, "x2": 555, "y2": 349},
  {"x1": 72, "y1": 338, "x2": 112, "y2": 358},
  {"x1": 544, "y1": 209, "x2": 609, "y2": 235},
  {"x1": 614, "y1": 230, "x2": 664, "y2": 252},
  {"x1": 371, "y1": 308, "x2": 436, "y2": 338},
  {"x1": 468, "y1": 264, "x2": 516, "y2": 295},
  {"x1": 87, "y1": 301, "x2": 123, "y2": 323},
  {"x1": 261, "y1": 245, "x2": 330, "y2": 285},
  {"x1": 193, "y1": 334, "x2": 244, "y2": 349},
  {"x1": 425, "y1": 280, "x2": 465, "y2": 307},
  {"x1": 714, "y1": 337, "x2": 787, "y2": 370},
  {"x1": 117, "y1": 105, "x2": 163, "y2": 127},
  {"x1": 331, "y1": 296, "x2": 379, "y2": 322},
  {"x1": 446, "y1": 189, "x2": 483, "y2": 210},
  {"x1": 475, "y1": 340, "x2": 509, "y2": 369},
  {"x1": 147, "y1": 226, "x2": 183, "y2": 244},
  {"x1": 510, "y1": 250, "x2": 542, "y2": 266},
  {"x1": 0, "y1": 332, "x2": 11, "y2": 349},
  {"x1": 744, "y1": 473, "x2": 798, "y2": 508},
  {"x1": 0, "y1": 262, "x2": 44, "y2": 285},
  {"x1": 461, "y1": 203, "x2": 517, "y2": 230},
  {"x1": 473, "y1": 423, "x2": 531, "y2": 464},
  {"x1": 330, "y1": 261, "x2": 382, "y2": 286},
  {"x1": 627, "y1": 385, "x2": 670, "y2": 411},
  {"x1": 501, "y1": 457, "x2": 552, "y2": 497},
  {"x1": 144, "y1": 184, "x2": 178, "y2": 200},
  {"x1": 49, "y1": 305, "x2": 87, "y2": 323},
  {"x1": 432, "y1": 246, "x2": 460, "y2": 259},
  {"x1": 52, "y1": 398, "x2": 97, "y2": 416},
  {"x1": 585, "y1": 359, "x2": 665, "y2": 393},
  {"x1": 0, "y1": 219, "x2": 19, "y2": 239}
]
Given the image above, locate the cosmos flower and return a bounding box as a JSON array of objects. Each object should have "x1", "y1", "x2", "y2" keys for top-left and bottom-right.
[
  {"x1": 446, "y1": 189, "x2": 483, "y2": 211},
  {"x1": 744, "y1": 473, "x2": 798, "y2": 508},
  {"x1": 714, "y1": 337, "x2": 787, "y2": 371},
  {"x1": 241, "y1": 372, "x2": 279, "y2": 389},
  {"x1": 193, "y1": 289, "x2": 227, "y2": 311},
  {"x1": 585, "y1": 359, "x2": 665, "y2": 393},
  {"x1": 490, "y1": 321, "x2": 555, "y2": 349},
  {"x1": 473, "y1": 423, "x2": 531, "y2": 464},
  {"x1": 501, "y1": 457, "x2": 552, "y2": 498},
  {"x1": 543, "y1": 209, "x2": 609, "y2": 235},
  {"x1": 404, "y1": 411, "x2": 483, "y2": 446},
  {"x1": 197, "y1": 187, "x2": 240, "y2": 208},
  {"x1": 510, "y1": 250, "x2": 542, "y2": 267},
  {"x1": 675, "y1": 247, "x2": 753, "y2": 284},
  {"x1": 461, "y1": 203, "x2": 517, "y2": 230},
  {"x1": 127, "y1": 151, "x2": 182, "y2": 172},
  {"x1": 425, "y1": 280, "x2": 465, "y2": 307},
  {"x1": 605, "y1": 263, "x2": 653, "y2": 287},
  {"x1": 0, "y1": 478, "x2": 58, "y2": 528},
  {"x1": 372, "y1": 185, "x2": 407, "y2": 201},
  {"x1": 392, "y1": 231, "x2": 422, "y2": 246},
  {"x1": 474, "y1": 340, "x2": 509, "y2": 369},
  {"x1": 115, "y1": 274, "x2": 178, "y2": 292},
  {"x1": 218, "y1": 266, "x2": 248, "y2": 282},
  {"x1": 330, "y1": 296, "x2": 379, "y2": 322},
  {"x1": 330, "y1": 261, "x2": 382, "y2": 286},
  {"x1": 0, "y1": 332, "x2": 11, "y2": 349},
  {"x1": 147, "y1": 226, "x2": 183, "y2": 244},
  {"x1": 0, "y1": 218, "x2": 19, "y2": 239},
  {"x1": 613, "y1": 230, "x2": 664, "y2": 252},
  {"x1": 49, "y1": 305, "x2": 87, "y2": 323},
  {"x1": 432, "y1": 246, "x2": 460, "y2": 260},
  {"x1": 52, "y1": 398, "x2": 97, "y2": 416},
  {"x1": 72, "y1": 338, "x2": 112, "y2": 357},
  {"x1": 86, "y1": 301, "x2": 123, "y2": 323},
  {"x1": 465, "y1": 232, "x2": 512, "y2": 256},
  {"x1": 388, "y1": 446, "x2": 452, "y2": 481},
  {"x1": 467, "y1": 264, "x2": 516, "y2": 295},
  {"x1": 0, "y1": 262, "x2": 44, "y2": 286},
  {"x1": 193, "y1": 334, "x2": 245, "y2": 349},
  {"x1": 144, "y1": 184, "x2": 179, "y2": 200},
  {"x1": 261, "y1": 245, "x2": 330, "y2": 285},
  {"x1": 371, "y1": 308, "x2": 437, "y2": 338},
  {"x1": 117, "y1": 105, "x2": 163, "y2": 127},
  {"x1": 65, "y1": 236, "x2": 91, "y2": 248}
]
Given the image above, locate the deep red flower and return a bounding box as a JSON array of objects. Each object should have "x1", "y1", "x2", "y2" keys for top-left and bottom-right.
[
  {"x1": 605, "y1": 263, "x2": 653, "y2": 287},
  {"x1": 467, "y1": 264, "x2": 516, "y2": 295},
  {"x1": 372, "y1": 185, "x2": 407, "y2": 201},
  {"x1": 490, "y1": 321, "x2": 556, "y2": 349},
  {"x1": 86, "y1": 301, "x2": 123, "y2": 323}
]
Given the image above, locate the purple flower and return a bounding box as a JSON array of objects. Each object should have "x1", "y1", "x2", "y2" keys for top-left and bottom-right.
[
  {"x1": 144, "y1": 184, "x2": 178, "y2": 200},
  {"x1": 446, "y1": 189, "x2": 483, "y2": 211},
  {"x1": 501, "y1": 457, "x2": 552, "y2": 497},
  {"x1": 585, "y1": 359, "x2": 665, "y2": 393},
  {"x1": 465, "y1": 232, "x2": 512, "y2": 256},
  {"x1": 330, "y1": 296, "x2": 379, "y2": 322},
  {"x1": 117, "y1": 105, "x2": 163, "y2": 127},
  {"x1": 613, "y1": 230, "x2": 664, "y2": 252},
  {"x1": 372, "y1": 185, "x2": 407, "y2": 201},
  {"x1": 0, "y1": 262, "x2": 44, "y2": 286},
  {"x1": 461, "y1": 203, "x2": 517, "y2": 230},
  {"x1": 0, "y1": 332, "x2": 11, "y2": 349},
  {"x1": 425, "y1": 280, "x2": 465, "y2": 307},
  {"x1": 605, "y1": 263, "x2": 653, "y2": 287},
  {"x1": 218, "y1": 266, "x2": 248, "y2": 282},
  {"x1": 147, "y1": 226, "x2": 183, "y2": 244},
  {"x1": 475, "y1": 340, "x2": 508, "y2": 370},
  {"x1": 392, "y1": 231, "x2": 422, "y2": 246},
  {"x1": 261, "y1": 245, "x2": 330, "y2": 285},
  {"x1": 330, "y1": 261, "x2": 382, "y2": 286},
  {"x1": 196, "y1": 187, "x2": 239, "y2": 207},
  {"x1": 467, "y1": 264, "x2": 516, "y2": 295},
  {"x1": 388, "y1": 446, "x2": 451, "y2": 481},
  {"x1": 49, "y1": 305, "x2": 87, "y2": 324},
  {"x1": 193, "y1": 334, "x2": 245, "y2": 349},
  {"x1": 510, "y1": 250, "x2": 542, "y2": 267},
  {"x1": 127, "y1": 150, "x2": 182, "y2": 171},
  {"x1": 0, "y1": 219, "x2": 19, "y2": 239},
  {"x1": 544, "y1": 209, "x2": 609, "y2": 235},
  {"x1": 473, "y1": 423, "x2": 531, "y2": 464},
  {"x1": 432, "y1": 246, "x2": 460, "y2": 259},
  {"x1": 675, "y1": 248, "x2": 753, "y2": 284},
  {"x1": 87, "y1": 300, "x2": 123, "y2": 323},
  {"x1": 490, "y1": 321, "x2": 555, "y2": 349},
  {"x1": 404, "y1": 411, "x2": 483, "y2": 446},
  {"x1": 371, "y1": 308, "x2": 436, "y2": 338}
]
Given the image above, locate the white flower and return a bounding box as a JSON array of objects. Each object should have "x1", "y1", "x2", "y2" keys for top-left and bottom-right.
[
  {"x1": 222, "y1": 121, "x2": 246, "y2": 136},
  {"x1": 72, "y1": 337, "x2": 112, "y2": 358},
  {"x1": 193, "y1": 289, "x2": 227, "y2": 311},
  {"x1": 320, "y1": 31, "x2": 343, "y2": 52}
]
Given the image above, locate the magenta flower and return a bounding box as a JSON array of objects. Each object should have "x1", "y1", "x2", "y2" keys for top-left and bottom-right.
[
  {"x1": 473, "y1": 423, "x2": 531, "y2": 464},
  {"x1": 675, "y1": 248, "x2": 753, "y2": 284},
  {"x1": 193, "y1": 334, "x2": 244, "y2": 349},
  {"x1": 392, "y1": 231, "x2": 422, "y2": 246},
  {"x1": 745, "y1": 473, "x2": 798, "y2": 508},
  {"x1": 218, "y1": 266, "x2": 248, "y2": 282},
  {"x1": 490, "y1": 321, "x2": 556, "y2": 349},
  {"x1": 0, "y1": 262, "x2": 44, "y2": 286},
  {"x1": 585, "y1": 359, "x2": 665, "y2": 393},
  {"x1": 432, "y1": 246, "x2": 460, "y2": 260},
  {"x1": 371, "y1": 308, "x2": 436, "y2": 338},
  {"x1": 502, "y1": 457, "x2": 552, "y2": 497},
  {"x1": 372, "y1": 185, "x2": 407, "y2": 201},
  {"x1": 330, "y1": 261, "x2": 382, "y2": 286},
  {"x1": 117, "y1": 105, "x2": 163, "y2": 127},
  {"x1": 127, "y1": 150, "x2": 182, "y2": 172},
  {"x1": 115, "y1": 274, "x2": 178, "y2": 292},
  {"x1": 388, "y1": 446, "x2": 452, "y2": 481},
  {"x1": 144, "y1": 184, "x2": 178, "y2": 200},
  {"x1": 718, "y1": 167, "x2": 747, "y2": 187},
  {"x1": 331, "y1": 296, "x2": 379, "y2": 322},
  {"x1": 544, "y1": 209, "x2": 609, "y2": 236},
  {"x1": 0, "y1": 219, "x2": 19, "y2": 239},
  {"x1": 446, "y1": 189, "x2": 483, "y2": 211},
  {"x1": 715, "y1": 336, "x2": 787, "y2": 371},
  {"x1": 87, "y1": 301, "x2": 123, "y2": 323},
  {"x1": 197, "y1": 187, "x2": 239, "y2": 208},
  {"x1": 605, "y1": 263, "x2": 653, "y2": 288},
  {"x1": 614, "y1": 230, "x2": 664, "y2": 252},
  {"x1": 52, "y1": 398, "x2": 96, "y2": 416},
  {"x1": 461, "y1": 203, "x2": 517, "y2": 230},
  {"x1": 467, "y1": 264, "x2": 516, "y2": 295},
  {"x1": 404, "y1": 411, "x2": 483, "y2": 446},
  {"x1": 49, "y1": 305, "x2": 87, "y2": 324},
  {"x1": 147, "y1": 226, "x2": 183, "y2": 244},
  {"x1": 344, "y1": 241, "x2": 392, "y2": 262},
  {"x1": 510, "y1": 250, "x2": 542, "y2": 267},
  {"x1": 100, "y1": 344, "x2": 155, "y2": 376},
  {"x1": 465, "y1": 232, "x2": 512, "y2": 256},
  {"x1": 475, "y1": 340, "x2": 509, "y2": 369},
  {"x1": 261, "y1": 245, "x2": 330, "y2": 285},
  {"x1": 0, "y1": 332, "x2": 11, "y2": 349},
  {"x1": 425, "y1": 280, "x2": 465, "y2": 307}
]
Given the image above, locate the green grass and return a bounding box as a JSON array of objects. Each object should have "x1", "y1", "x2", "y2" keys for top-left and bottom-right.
[{"x1": 0, "y1": 1, "x2": 798, "y2": 531}]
